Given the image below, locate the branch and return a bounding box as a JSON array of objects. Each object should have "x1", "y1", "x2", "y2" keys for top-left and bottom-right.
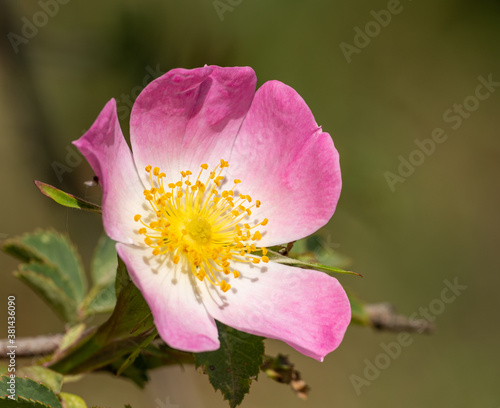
[
  {"x1": 0, "y1": 334, "x2": 64, "y2": 358},
  {"x1": 365, "y1": 302, "x2": 435, "y2": 334}
]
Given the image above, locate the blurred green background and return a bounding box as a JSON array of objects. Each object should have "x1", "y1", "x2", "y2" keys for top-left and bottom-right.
[{"x1": 1, "y1": 0, "x2": 499, "y2": 406}]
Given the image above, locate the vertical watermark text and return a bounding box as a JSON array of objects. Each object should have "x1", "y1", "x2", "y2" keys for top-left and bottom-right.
[{"x1": 6, "y1": 296, "x2": 17, "y2": 400}]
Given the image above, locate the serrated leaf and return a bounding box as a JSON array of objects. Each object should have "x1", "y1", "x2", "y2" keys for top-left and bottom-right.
[
  {"x1": 15, "y1": 367, "x2": 63, "y2": 394},
  {"x1": 0, "y1": 397, "x2": 52, "y2": 407},
  {"x1": 15, "y1": 266, "x2": 78, "y2": 323},
  {"x1": 20, "y1": 263, "x2": 76, "y2": 304},
  {"x1": 195, "y1": 322, "x2": 264, "y2": 408},
  {"x1": 265, "y1": 249, "x2": 361, "y2": 277},
  {"x1": 0, "y1": 376, "x2": 62, "y2": 408},
  {"x1": 58, "y1": 392, "x2": 87, "y2": 408},
  {"x1": 3, "y1": 230, "x2": 87, "y2": 302},
  {"x1": 1, "y1": 241, "x2": 43, "y2": 264},
  {"x1": 34, "y1": 181, "x2": 101, "y2": 214}
]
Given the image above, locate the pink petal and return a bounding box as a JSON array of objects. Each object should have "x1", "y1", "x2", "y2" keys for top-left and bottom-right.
[
  {"x1": 226, "y1": 81, "x2": 342, "y2": 247},
  {"x1": 73, "y1": 99, "x2": 145, "y2": 244},
  {"x1": 200, "y1": 261, "x2": 351, "y2": 361},
  {"x1": 130, "y1": 66, "x2": 257, "y2": 184},
  {"x1": 116, "y1": 243, "x2": 219, "y2": 352}
]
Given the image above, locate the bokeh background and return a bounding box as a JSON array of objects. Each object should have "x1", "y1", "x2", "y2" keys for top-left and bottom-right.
[{"x1": 1, "y1": 0, "x2": 499, "y2": 407}]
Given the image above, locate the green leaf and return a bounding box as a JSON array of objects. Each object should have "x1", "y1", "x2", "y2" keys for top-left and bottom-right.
[
  {"x1": 115, "y1": 257, "x2": 132, "y2": 297},
  {"x1": 95, "y1": 343, "x2": 194, "y2": 388},
  {"x1": 91, "y1": 234, "x2": 117, "y2": 286},
  {"x1": 96, "y1": 274, "x2": 154, "y2": 343},
  {"x1": 117, "y1": 330, "x2": 158, "y2": 376},
  {"x1": 49, "y1": 330, "x2": 155, "y2": 377},
  {"x1": 80, "y1": 234, "x2": 118, "y2": 316},
  {"x1": 19, "y1": 262, "x2": 76, "y2": 304},
  {"x1": 3, "y1": 230, "x2": 87, "y2": 302},
  {"x1": 34, "y1": 181, "x2": 101, "y2": 214},
  {"x1": 59, "y1": 324, "x2": 87, "y2": 351},
  {"x1": 58, "y1": 393, "x2": 88, "y2": 408},
  {"x1": 195, "y1": 322, "x2": 264, "y2": 408},
  {"x1": 52, "y1": 324, "x2": 87, "y2": 363},
  {"x1": 0, "y1": 376, "x2": 62, "y2": 408},
  {"x1": 15, "y1": 367, "x2": 63, "y2": 394},
  {"x1": 81, "y1": 282, "x2": 116, "y2": 316},
  {"x1": 15, "y1": 266, "x2": 78, "y2": 323},
  {"x1": 265, "y1": 249, "x2": 362, "y2": 277},
  {"x1": 105, "y1": 357, "x2": 150, "y2": 389},
  {"x1": 0, "y1": 398, "x2": 51, "y2": 408},
  {"x1": 290, "y1": 236, "x2": 352, "y2": 270},
  {"x1": 49, "y1": 264, "x2": 154, "y2": 375}
]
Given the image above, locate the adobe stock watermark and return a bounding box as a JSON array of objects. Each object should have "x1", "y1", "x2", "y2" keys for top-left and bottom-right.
[
  {"x1": 213, "y1": 0, "x2": 243, "y2": 21},
  {"x1": 313, "y1": 234, "x2": 341, "y2": 260},
  {"x1": 155, "y1": 396, "x2": 180, "y2": 408},
  {"x1": 384, "y1": 74, "x2": 500, "y2": 192},
  {"x1": 339, "y1": 0, "x2": 407, "y2": 64},
  {"x1": 51, "y1": 64, "x2": 163, "y2": 182},
  {"x1": 116, "y1": 64, "x2": 164, "y2": 121},
  {"x1": 349, "y1": 277, "x2": 467, "y2": 396},
  {"x1": 7, "y1": 0, "x2": 71, "y2": 54},
  {"x1": 52, "y1": 141, "x2": 84, "y2": 183}
]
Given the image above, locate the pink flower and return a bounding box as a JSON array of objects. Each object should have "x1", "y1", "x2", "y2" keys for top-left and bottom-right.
[{"x1": 74, "y1": 66, "x2": 350, "y2": 361}]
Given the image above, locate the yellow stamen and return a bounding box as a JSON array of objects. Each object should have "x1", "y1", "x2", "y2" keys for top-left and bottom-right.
[{"x1": 135, "y1": 161, "x2": 268, "y2": 292}]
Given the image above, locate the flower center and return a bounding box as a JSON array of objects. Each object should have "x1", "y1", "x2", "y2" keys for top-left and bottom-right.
[
  {"x1": 134, "y1": 160, "x2": 269, "y2": 292},
  {"x1": 185, "y1": 217, "x2": 212, "y2": 244}
]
